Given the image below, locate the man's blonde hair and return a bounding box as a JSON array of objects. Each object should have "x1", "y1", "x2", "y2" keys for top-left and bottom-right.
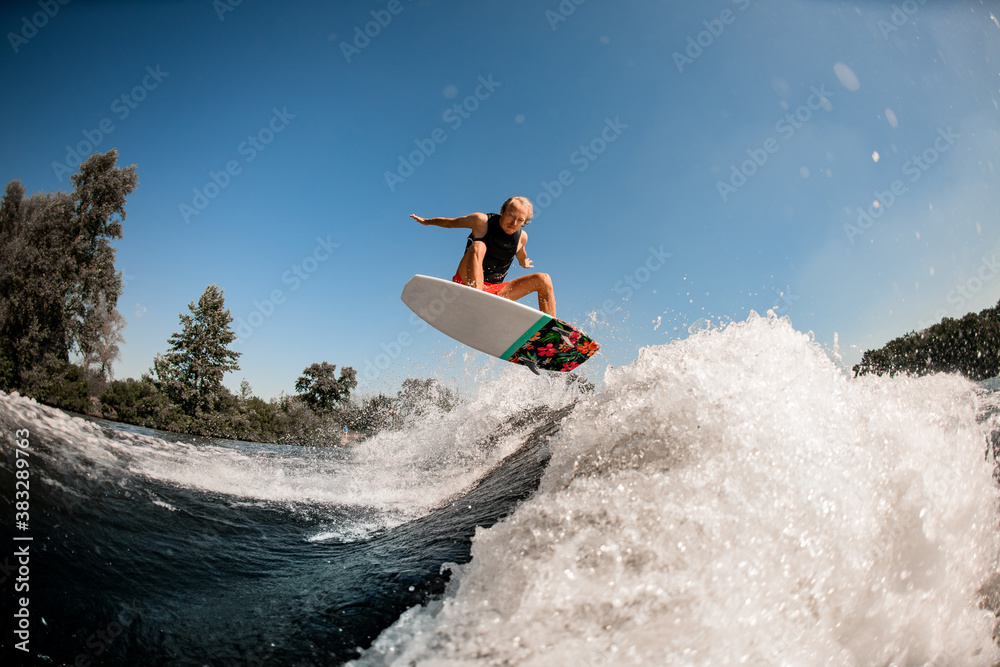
[{"x1": 500, "y1": 196, "x2": 534, "y2": 224}]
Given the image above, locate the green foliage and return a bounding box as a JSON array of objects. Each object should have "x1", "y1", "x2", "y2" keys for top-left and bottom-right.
[
  {"x1": 100, "y1": 375, "x2": 182, "y2": 428},
  {"x1": 67, "y1": 151, "x2": 138, "y2": 364},
  {"x1": 0, "y1": 341, "x2": 16, "y2": 392},
  {"x1": 340, "y1": 393, "x2": 397, "y2": 436},
  {"x1": 0, "y1": 155, "x2": 448, "y2": 445},
  {"x1": 854, "y1": 299, "x2": 1000, "y2": 380},
  {"x1": 0, "y1": 151, "x2": 137, "y2": 388},
  {"x1": 394, "y1": 378, "x2": 458, "y2": 420},
  {"x1": 336, "y1": 378, "x2": 462, "y2": 436},
  {"x1": 83, "y1": 295, "x2": 126, "y2": 381},
  {"x1": 22, "y1": 354, "x2": 92, "y2": 414},
  {"x1": 240, "y1": 394, "x2": 280, "y2": 437},
  {"x1": 154, "y1": 284, "x2": 241, "y2": 415},
  {"x1": 186, "y1": 388, "x2": 242, "y2": 439},
  {"x1": 271, "y1": 394, "x2": 343, "y2": 446},
  {"x1": 294, "y1": 362, "x2": 357, "y2": 413}
]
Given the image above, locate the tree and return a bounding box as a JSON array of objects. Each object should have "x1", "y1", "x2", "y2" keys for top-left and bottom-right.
[
  {"x1": 22, "y1": 353, "x2": 91, "y2": 414},
  {"x1": 343, "y1": 393, "x2": 396, "y2": 436},
  {"x1": 854, "y1": 298, "x2": 1000, "y2": 380},
  {"x1": 154, "y1": 284, "x2": 241, "y2": 414},
  {"x1": 66, "y1": 151, "x2": 138, "y2": 363},
  {"x1": 82, "y1": 293, "x2": 127, "y2": 381},
  {"x1": 0, "y1": 150, "x2": 137, "y2": 390},
  {"x1": 395, "y1": 378, "x2": 458, "y2": 419},
  {"x1": 295, "y1": 362, "x2": 357, "y2": 413},
  {"x1": 99, "y1": 375, "x2": 179, "y2": 428}
]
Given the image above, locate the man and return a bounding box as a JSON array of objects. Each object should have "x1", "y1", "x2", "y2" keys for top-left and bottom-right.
[{"x1": 410, "y1": 196, "x2": 556, "y2": 316}]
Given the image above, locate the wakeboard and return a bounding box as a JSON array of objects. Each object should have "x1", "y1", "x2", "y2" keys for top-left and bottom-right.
[{"x1": 400, "y1": 274, "x2": 599, "y2": 374}]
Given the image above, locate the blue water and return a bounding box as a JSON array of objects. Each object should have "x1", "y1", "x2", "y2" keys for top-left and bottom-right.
[
  {"x1": 2, "y1": 316, "x2": 1000, "y2": 665},
  {"x1": 0, "y1": 381, "x2": 573, "y2": 665}
]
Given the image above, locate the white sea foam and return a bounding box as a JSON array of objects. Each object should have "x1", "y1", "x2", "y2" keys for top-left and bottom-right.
[
  {"x1": 0, "y1": 366, "x2": 579, "y2": 540},
  {"x1": 355, "y1": 313, "x2": 1000, "y2": 666},
  {"x1": 150, "y1": 497, "x2": 178, "y2": 512}
]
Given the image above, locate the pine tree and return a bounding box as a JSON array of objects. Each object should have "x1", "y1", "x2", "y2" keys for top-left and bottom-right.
[{"x1": 154, "y1": 284, "x2": 241, "y2": 414}]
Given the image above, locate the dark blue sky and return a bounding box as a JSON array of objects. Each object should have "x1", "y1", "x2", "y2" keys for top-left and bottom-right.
[{"x1": 3, "y1": 0, "x2": 1000, "y2": 398}]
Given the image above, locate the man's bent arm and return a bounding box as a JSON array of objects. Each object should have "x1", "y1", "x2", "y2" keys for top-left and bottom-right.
[{"x1": 516, "y1": 231, "x2": 533, "y2": 269}]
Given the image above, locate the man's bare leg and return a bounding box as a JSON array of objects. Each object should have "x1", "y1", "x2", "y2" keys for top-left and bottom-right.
[
  {"x1": 456, "y1": 241, "x2": 487, "y2": 290},
  {"x1": 498, "y1": 273, "x2": 556, "y2": 317}
]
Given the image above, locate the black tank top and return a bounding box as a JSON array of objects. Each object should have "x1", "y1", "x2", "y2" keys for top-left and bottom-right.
[{"x1": 466, "y1": 213, "x2": 522, "y2": 283}]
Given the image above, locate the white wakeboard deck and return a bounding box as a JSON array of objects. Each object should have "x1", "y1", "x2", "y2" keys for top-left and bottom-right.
[{"x1": 401, "y1": 274, "x2": 550, "y2": 359}]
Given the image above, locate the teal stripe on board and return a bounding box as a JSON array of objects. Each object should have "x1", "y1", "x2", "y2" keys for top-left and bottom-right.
[{"x1": 501, "y1": 314, "x2": 552, "y2": 360}]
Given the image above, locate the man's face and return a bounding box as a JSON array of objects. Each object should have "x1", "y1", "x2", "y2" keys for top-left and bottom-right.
[{"x1": 500, "y1": 202, "x2": 530, "y2": 234}]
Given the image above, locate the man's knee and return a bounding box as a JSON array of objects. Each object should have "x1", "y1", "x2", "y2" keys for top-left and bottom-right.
[
  {"x1": 470, "y1": 240, "x2": 487, "y2": 258},
  {"x1": 537, "y1": 272, "x2": 553, "y2": 290}
]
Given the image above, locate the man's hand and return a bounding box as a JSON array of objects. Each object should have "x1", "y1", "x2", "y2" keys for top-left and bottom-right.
[
  {"x1": 410, "y1": 214, "x2": 429, "y2": 224},
  {"x1": 520, "y1": 256, "x2": 534, "y2": 269}
]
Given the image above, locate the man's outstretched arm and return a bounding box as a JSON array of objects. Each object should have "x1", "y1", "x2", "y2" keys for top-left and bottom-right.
[{"x1": 410, "y1": 212, "x2": 488, "y2": 236}]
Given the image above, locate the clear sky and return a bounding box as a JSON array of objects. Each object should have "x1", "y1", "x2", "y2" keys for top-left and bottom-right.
[{"x1": 3, "y1": 0, "x2": 1000, "y2": 400}]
